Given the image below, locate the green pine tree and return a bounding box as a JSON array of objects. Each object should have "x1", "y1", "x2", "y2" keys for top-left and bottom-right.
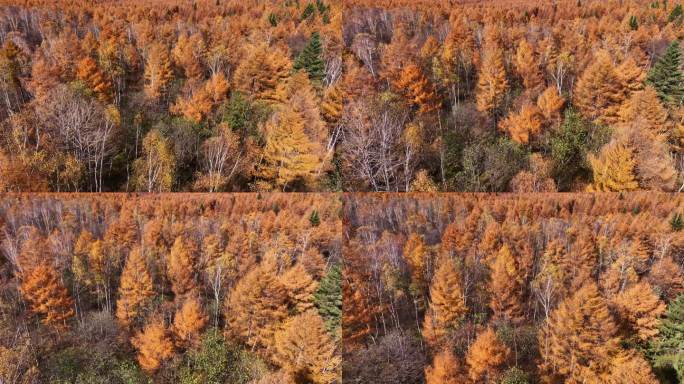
[
  {"x1": 301, "y1": 3, "x2": 316, "y2": 21},
  {"x1": 629, "y1": 15, "x2": 639, "y2": 30},
  {"x1": 313, "y1": 263, "x2": 341, "y2": 336},
  {"x1": 309, "y1": 210, "x2": 320, "y2": 227},
  {"x1": 671, "y1": 212, "x2": 684, "y2": 231},
  {"x1": 650, "y1": 293, "x2": 684, "y2": 381},
  {"x1": 268, "y1": 13, "x2": 278, "y2": 27},
  {"x1": 646, "y1": 40, "x2": 684, "y2": 105},
  {"x1": 293, "y1": 32, "x2": 325, "y2": 84},
  {"x1": 669, "y1": 3, "x2": 684, "y2": 23}
]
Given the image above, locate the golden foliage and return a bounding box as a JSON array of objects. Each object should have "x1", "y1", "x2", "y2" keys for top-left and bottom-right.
[
  {"x1": 172, "y1": 297, "x2": 207, "y2": 348},
  {"x1": 466, "y1": 327, "x2": 510, "y2": 383},
  {"x1": 116, "y1": 247, "x2": 154, "y2": 328},
  {"x1": 573, "y1": 50, "x2": 626, "y2": 125},
  {"x1": 171, "y1": 73, "x2": 229, "y2": 123},
  {"x1": 410, "y1": 169, "x2": 439, "y2": 192},
  {"x1": 132, "y1": 318, "x2": 175, "y2": 373},
  {"x1": 143, "y1": 43, "x2": 173, "y2": 101},
  {"x1": 224, "y1": 259, "x2": 288, "y2": 352},
  {"x1": 133, "y1": 129, "x2": 176, "y2": 192},
  {"x1": 540, "y1": 283, "x2": 620, "y2": 383},
  {"x1": 273, "y1": 311, "x2": 341, "y2": 384},
  {"x1": 280, "y1": 262, "x2": 318, "y2": 314},
  {"x1": 233, "y1": 43, "x2": 291, "y2": 102},
  {"x1": 616, "y1": 57, "x2": 646, "y2": 93},
  {"x1": 422, "y1": 258, "x2": 467, "y2": 348},
  {"x1": 618, "y1": 86, "x2": 670, "y2": 136},
  {"x1": 20, "y1": 263, "x2": 75, "y2": 331},
  {"x1": 476, "y1": 46, "x2": 508, "y2": 115},
  {"x1": 536, "y1": 86, "x2": 565, "y2": 122},
  {"x1": 425, "y1": 348, "x2": 464, "y2": 384},
  {"x1": 259, "y1": 103, "x2": 323, "y2": 190},
  {"x1": 394, "y1": 63, "x2": 440, "y2": 114},
  {"x1": 588, "y1": 141, "x2": 639, "y2": 192},
  {"x1": 498, "y1": 103, "x2": 542, "y2": 144},
  {"x1": 403, "y1": 233, "x2": 431, "y2": 294},
  {"x1": 611, "y1": 281, "x2": 666, "y2": 341},
  {"x1": 172, "y1": 33, "x2": 206, "y2": 81},
  {"x1": 514, "y1": 39, "x2": 542, "y2": 90},
  {"x1": 606, "y1": 351, "x2": 659, "y2": 384},
  {"x1": 167, "y1": 236, "x2": 198, "y2": 297},
  {"x1": 76, "y1": 56, "x2": 112, "y2": 103},
  {"x1": 490, "y1": 245, "x2": 525, "y2": 324}
]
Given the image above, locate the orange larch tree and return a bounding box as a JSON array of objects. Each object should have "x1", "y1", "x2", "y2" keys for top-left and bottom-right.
[
  {"x1": 573, "y1": 50, "x2": 626, "y2": 125},
  {"x1": 167, "y1": 236, "x2": 198, "y2": 297},
  {"x1": 393, "y1": 63, "x2": 440, "y2": 115},
  {"x1": 281, "y1": 262, "x2": 319, "y2": 314},
  {"x1": 224, "y1": 259, "x2": 288, "y2": 352},
  {"x1": 273, "y1": 310, "x2": 341, "y2": 384},
  {"x1": 465, "y1": 327, "x2": 510, "y2": 383},
  {"x1": 143, "y1": 43, "x2": 174, "y2": 101},
  {"x1": 20, "y1": 263, "x2": 75, "y2": 332},
  {"x1": 489, "y1": 244, "x2": 525, "y2": 325},
  {"x1": 116, "y1": 247, "x2": 155, "y2": 328},
  {"x1": 539, "y1": 282, "x2": 621, "y2": 383},
  {"x1": 422, "y1": 258, "x2": 467, "y2": 348},
  {"x1": 513, "y1": 39, "x2": 543, "y2": 90},
  {"x1": 476, "y1": 45, "x2": 509, "y2": 117},
  {"x1": 498, "y1": 103, "x2": 543, "y2": 144},
  {"x1": 425, "y1": 348, "x2": 465, "y2": 384},
  {"x1": 132, "y1": 317, "x2": 175, "y2": 374},
  {"x1": 172, "y1": 296, "x2": 208, "y2": 348},
  {"x1": 76, "y1": 56, "x2": 113, "y2": 103}
]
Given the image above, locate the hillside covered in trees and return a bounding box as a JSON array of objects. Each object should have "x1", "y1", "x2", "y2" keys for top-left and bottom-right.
[
  {"x1": 3, "y1": 0, "x2": 684, "y2": 191},
  {"x1": 0, "y1": 0, "x2": 343, "y2": 192},
  {"x1": 343, "y1": 193, "x2": 684, "y2": 383},
  {"x1": 0, "y1": 194, "x2": 341, "y2": 383},
  {"x1": 339, "y1": 0, "x2": 684, "y2": 192}
]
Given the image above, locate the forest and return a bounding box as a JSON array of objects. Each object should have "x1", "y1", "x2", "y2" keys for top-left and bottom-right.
[
  {"x1": 343, "y1": 193, "x2": 684, "y2": 383},
  {"x1": 1, "y1": 0, "x2": 684, "y2": 191},
  {"x1": 0, "y1": 194, "x2": 342, "y2": 383}
]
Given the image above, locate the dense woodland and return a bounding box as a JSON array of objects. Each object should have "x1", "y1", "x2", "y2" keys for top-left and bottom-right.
[
  {"x1": 343, "y1": 193, "x2": 684, "y2": 383},
  {"x1": 3, "y1": 0, "x2": 684, "y2": 191},
  {"x1": 0, "y1": 194, "x2": 342, "y2": 383}
]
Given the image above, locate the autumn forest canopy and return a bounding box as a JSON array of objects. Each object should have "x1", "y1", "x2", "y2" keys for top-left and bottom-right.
[
  {"x1": 343, "y1": 193, "x2": 684, "y2": 383},
  {"x1": 0, "y1": 194, "x2": 342, "y2": 383},
  {"x1": 3, "y1": 0, "x2": 684, "y2": 382},
  {"x1": 2, "y1": 0, "x2": 684, "y2": 191}
]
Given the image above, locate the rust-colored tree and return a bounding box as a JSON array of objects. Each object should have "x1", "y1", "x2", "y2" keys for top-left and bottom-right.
[
  {"x1": 465, "y1": 327, "x2": 510, "y2": 383},
  {"x1": 273, "y1": 310, "x2": 341, "y2": 384},
  {"x1": 172, "y1": 296, "x2": 208, "y2": 348},
  {"x1": 476, "y1": 46, "x2": 508, "y2": 116},
  {"x1": 280, "y1": 262, "x2": 318, "y2": 314},
  {"x1": 394, "y1": 63, "x2": 440, "y2": 115},
  {"x1": 116, "y1": 247, "x2": 155, "y2": 328},
  {"x1": 224, "y1": 259, "x2": 288, "y2": 352},
  {"x1": 132, "y1": 317, "x2": 175, "y2": 374},
  {"x1": 611, "y1": 280, "x2": 666, "y2": 342},
  {"x1": 20, "y1": 263, "x2": 75, "y2": 331},
  {"x1": 539, "y1": 282, "x2": 621, "y2": 383},
  {"x1": 144, "y1": 43, "x2": 173, "y2": 101},
  {"x1": 589, "y1": 141, "x2": 639, "y2": 192},
  {"x1": 490, "y1": 244, "x2": 525, "y2": 325},
  {"x1": 422, "y1": 258, "x2": 467, "y2": 348},
  {"x1": 573, "y1": 50, "x2": 626, "y2": 125},
  {"x1": 514, "y1": 39, "x2": 543, "y2": 90},
  {"x1": 498, "y1": 103, "x2": 542, "y2": 144},
  {"x1": 76, "y1": 56, "x2": 112, "y2": 103},
  {"x1": 425, "y1": 348, "x2": 465, "y2": 384},
  {"x1": 167, "y1": 236, "x2": 198, "y2": 297}
]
